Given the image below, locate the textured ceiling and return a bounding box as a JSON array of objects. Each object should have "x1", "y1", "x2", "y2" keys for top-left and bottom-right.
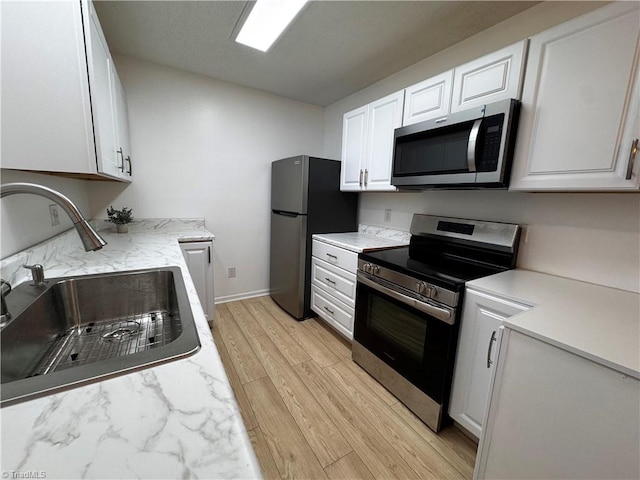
[{"x1": 94, "y1": 1, "x2": 538, "y2": 106}]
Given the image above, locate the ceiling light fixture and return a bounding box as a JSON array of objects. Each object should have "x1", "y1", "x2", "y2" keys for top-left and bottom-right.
[{"x1": 235, "y1": 0, "x2": 309, "y2": 52}]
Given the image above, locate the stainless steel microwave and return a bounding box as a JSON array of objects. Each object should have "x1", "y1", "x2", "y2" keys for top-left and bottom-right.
[{"x1": 391, "y1": 98, "x2": 520, "y2": 189}]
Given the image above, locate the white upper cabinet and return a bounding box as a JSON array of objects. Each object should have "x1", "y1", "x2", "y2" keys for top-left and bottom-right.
[
  {"x1": 510, "y1": 2, "x2": 640, "y2": 191},
  {"x1": 365, "y1": 92, "x2": 405, "y2": 190},
  {"x1": 451, "y1": 40, "x2": 527, "y2": 113},
  {"x1": 1, "y1": 0, "x2": 132, "y2": 182},
  {"x1": 340, "y1": 91, "x2": 403, "y2": 192},
  {"x1": 86, "y1": 2, "x2": 120, "y2": 179},
  {"x1": 1, "y1": 1, "x2": 96, "y2": 174},
  {"x1": 403, "y1": 70, "x2": 453, "y2": 126},
  {"x1": 340, "y1": 106, "x2": 369, "y2": 191}
]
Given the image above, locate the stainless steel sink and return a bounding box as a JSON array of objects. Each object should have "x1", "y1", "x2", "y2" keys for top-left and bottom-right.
[{"x1": 1, "y1": 267, "x2": 201, "y2": 406}]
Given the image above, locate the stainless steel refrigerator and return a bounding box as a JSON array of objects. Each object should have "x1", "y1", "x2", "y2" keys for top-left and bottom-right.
[{"x1": 270, "y1": 156, "x2": 357, "y2": 320}]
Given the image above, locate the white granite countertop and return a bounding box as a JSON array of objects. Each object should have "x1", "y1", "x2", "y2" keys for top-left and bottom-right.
[
  {"x1": 0, "y1": 219, "x2": 261, "y2": 479},
  {"x1": 312, "y1": 225, "x2": 410, "y2": 253},
  {"x1": 467, "y1": 269, "x2": 640, "y2": 379}
]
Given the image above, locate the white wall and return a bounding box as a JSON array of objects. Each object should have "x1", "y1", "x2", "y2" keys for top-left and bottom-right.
[
  {"x1": 324, "y1": 1, "x2": 640, "y2": 293},
  {"x1": 88, "y1": 56, "x2": 325, "y2": 302},
  {"x1": 0, "y1": 170, "x2": 92, "y2": 257}
]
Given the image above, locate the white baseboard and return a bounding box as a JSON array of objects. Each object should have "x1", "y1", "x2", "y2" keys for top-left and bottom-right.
[{"x1": 215, "y1": 289, "x2": 270, "y2": 304}]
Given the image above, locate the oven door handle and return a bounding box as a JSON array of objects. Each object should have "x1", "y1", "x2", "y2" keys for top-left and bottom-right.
[{"x1": 357, "y1": 273, "x2": 454, "y2": 325}]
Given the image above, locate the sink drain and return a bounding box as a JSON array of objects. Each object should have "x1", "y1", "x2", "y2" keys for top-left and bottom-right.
[{"x1": 102, "y1": 322, "x2": 141, "y2": 342}]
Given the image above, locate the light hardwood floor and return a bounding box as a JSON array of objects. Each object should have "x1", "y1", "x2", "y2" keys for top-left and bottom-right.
[{"x1": 211, "y1": 296, "x2": 477, "y2": 479}]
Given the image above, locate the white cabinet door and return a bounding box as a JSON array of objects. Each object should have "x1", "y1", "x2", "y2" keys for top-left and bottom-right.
[
  {"x1": 451, "y1": 40, "x2": 527, "y2": 114},
  {"x1": 510, "y1": 2, "x2": 640, "y2": 191},
  {"x1": 403, "y1": 70, "x2": 453, "y2": 126},
  {"x1": 476, "y1": 329, "x2": 640, "y2": 480},
  {"x1": 1, "y1": 0, "x2": 96, "y2": 174},
  {"x1": 449, "y1": 289, "x2": 529, "y2": 439},
  {"x1": 86, "y1": 1, "x2": 126, "y2": 180},
  {"x1": 180, "y1": 241, "x2": 215, "y2": 322},
  {"x1": 340, "y1": 106, "x2": 368, "y2": 191},
  {"x1": 365, "y1": 91, "x2": 404, "y2": 190},
  {"x1": 113, "y1": 69, "x2": 132, "y2": 178}
]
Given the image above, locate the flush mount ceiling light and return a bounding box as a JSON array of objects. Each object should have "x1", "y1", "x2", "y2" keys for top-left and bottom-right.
[{"x1": 235, "y1": 0, "x2": 309, "y2": 52}]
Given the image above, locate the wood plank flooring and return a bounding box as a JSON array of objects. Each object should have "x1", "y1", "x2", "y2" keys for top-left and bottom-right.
[{"x1": 211, "y1": 296, "x2": 477, "y2": 479}]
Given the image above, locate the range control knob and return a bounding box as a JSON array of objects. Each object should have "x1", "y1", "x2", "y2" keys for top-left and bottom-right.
[
  {"x1": 417, "y1": 282, "x2": 437, "y2": 298},
  {"x1": 362, "y1": 263, "x2": 371, "y2": 273},
  {"x1": 372, "y1": 265, "x2": 380, "y2": 275}
]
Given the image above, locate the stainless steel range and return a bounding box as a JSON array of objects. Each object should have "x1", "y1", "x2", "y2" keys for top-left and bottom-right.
[{"x1": 352, "y1": 214, "x2": 520, "y2": 432}]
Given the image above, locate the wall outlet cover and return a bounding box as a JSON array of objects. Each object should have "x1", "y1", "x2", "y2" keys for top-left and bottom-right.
[
  {"x1": 49, "y1": 204, "x2": 60, "y2": 227},
  {"x1": 228, "y1": 266, "x2": 236, "y2": 278}
]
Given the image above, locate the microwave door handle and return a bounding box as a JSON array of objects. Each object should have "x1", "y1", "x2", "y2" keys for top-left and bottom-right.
[{"x1": 467, "y1": 119, "x2": 482, "y2": 173}]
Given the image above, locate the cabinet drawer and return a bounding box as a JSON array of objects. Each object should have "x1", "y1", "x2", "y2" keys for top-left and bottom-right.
[
  {"x1": 311, "y1": 285, "x2": 354, "y2": 340},
  {"x1": 312, "y1": 239, "x2": 358, "y2": 273},
  {"x1": 311, "y1": 256, "x2": 357, "y2": 306}
]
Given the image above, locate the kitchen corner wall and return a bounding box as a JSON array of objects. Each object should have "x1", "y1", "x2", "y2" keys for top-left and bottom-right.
[
  {"x1": 87, "y1": 56, "x2": 324, "y2": 302},
  {"x1": 324, "y1": 1, "x2": 640, "y2": 294},
  {"x1": 0, "y1": 169, "x2": 92, "y2": 257}
]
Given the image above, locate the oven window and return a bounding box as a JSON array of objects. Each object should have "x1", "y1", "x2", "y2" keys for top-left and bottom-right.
[{"x1": 368, "y1": 295, "x2": 427, "y2": 362}]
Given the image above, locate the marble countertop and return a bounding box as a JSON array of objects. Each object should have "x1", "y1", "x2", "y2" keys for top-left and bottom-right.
[
  {"x1": 467, "y1": 269, "x2": 640, "y2": 379},
  {"x1": 0, "y1": 219, "x2": 261, "y2": 479},
  {"x1": 312, "y1": 225, "x2": 410, "y2": 253}
]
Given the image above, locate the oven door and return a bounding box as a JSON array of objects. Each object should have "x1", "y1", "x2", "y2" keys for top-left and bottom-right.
[{"x1": 354, "y1": 272, "x2": 458, "y2": 404}]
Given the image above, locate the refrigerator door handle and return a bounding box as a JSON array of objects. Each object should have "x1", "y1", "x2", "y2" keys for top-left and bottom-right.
[{"x1": 273, "y1": 210, "x2": 300, "y2": 218}]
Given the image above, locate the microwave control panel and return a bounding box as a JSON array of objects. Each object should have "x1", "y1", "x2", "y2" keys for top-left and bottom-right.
[{"x1": 477, "y1": 113, "x2": 504, "y2": 172}]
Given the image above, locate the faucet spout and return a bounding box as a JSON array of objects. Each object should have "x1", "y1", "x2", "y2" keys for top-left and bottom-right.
[{"x1": 0, "y1": 183, "x2": 107, "y2": 251}]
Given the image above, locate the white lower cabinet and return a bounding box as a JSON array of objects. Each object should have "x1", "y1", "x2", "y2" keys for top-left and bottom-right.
[
  {"x1": 179, "y1": 240, "x2": 215, "y2": 323},
  {"x1": 449, "y1": 288, "x2": 529, "y2": 439},
  {"x1": 475, "y1": 328, "x2": 640, "y2": 480},
  {"x1": 311, "y1": 240, "x2": 358, "y2": 339}
]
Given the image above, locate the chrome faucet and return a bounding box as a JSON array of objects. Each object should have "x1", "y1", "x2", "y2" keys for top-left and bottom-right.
[{"x1": 0, "y1": 182, "x2": 107, "y2": 251}]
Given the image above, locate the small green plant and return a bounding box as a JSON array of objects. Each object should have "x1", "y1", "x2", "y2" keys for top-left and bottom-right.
[{"x1": 106, "y1": 206, "x2": 133, "y2": 225}]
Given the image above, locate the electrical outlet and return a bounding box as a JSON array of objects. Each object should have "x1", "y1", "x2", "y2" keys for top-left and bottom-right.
[
  {"x1": 49, "y1": 204, "x2": 60, "y2": 226},
  {"x1": 227, "y1": 266, "x2": 236, "y2": 278},
  {"x1": 384, "y1": 209, "x2": 392, "y2": 222}
]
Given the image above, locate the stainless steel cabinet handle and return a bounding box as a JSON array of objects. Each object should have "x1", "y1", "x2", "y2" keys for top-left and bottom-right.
[
  {"x1": 325, "y1": 277, "x2": 336, "y2": 285},
  {"x1": 323, "y1": 306, "x2": 335, "y2": 315},
  {"x1": 117, "y1": 148, "x2": 125, "y2": 171},
  {"x1": 467, "y1": 119, "x2": 482, "y2": 173},
  {"x1": 125, "y1": 156, "x2": 132, "y2": 175},
  {"x1": 625, "y1": 139, "x2": 638, "y2": 180},
  {"x1": 364, "y1": 168, "x2": 368, "y2": 187},
  {"x1": 208, "y1": 246, "x2": 211, "y2": 264},
  {"x1": 487, "y1": 330, "x2": 497, "y2": 368},
  {"x1": 326, "y1": 253, "x2": 338, "y2": 259},
  {"x1": 359, "y1": 169, "x2": 363, "y2": 187},
  {"x1": 435, "y1": 117, "x2": 448, "y2": 124}
]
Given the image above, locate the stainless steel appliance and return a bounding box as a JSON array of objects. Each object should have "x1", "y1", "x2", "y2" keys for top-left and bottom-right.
[
  {"x1": 353, "y1": 214, "x2": 520, "y2": 432},
  {"x1": 392, "y1": 98, "x2": 520, "y2": 189},
  {"x1": 270, "y1": 156, "x2": 357, "y2": 320}
]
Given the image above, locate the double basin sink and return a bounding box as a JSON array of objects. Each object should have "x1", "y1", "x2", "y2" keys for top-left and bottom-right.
[{"x1": 1, "y1": 267, "x2": 201, "y2": 406}]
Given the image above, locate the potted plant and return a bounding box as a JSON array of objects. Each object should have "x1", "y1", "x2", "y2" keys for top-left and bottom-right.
[{"x1": 106, "y1": 206, "x2": 133, "y2": 233}]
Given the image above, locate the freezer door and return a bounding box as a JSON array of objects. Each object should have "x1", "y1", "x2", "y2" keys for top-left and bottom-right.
[
  {"x1": 271, "y1": 156, "x2": 308, "y2": 214},
  {"x1": 270, "y1": 211, "x2": 307, "y2": 319}
]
